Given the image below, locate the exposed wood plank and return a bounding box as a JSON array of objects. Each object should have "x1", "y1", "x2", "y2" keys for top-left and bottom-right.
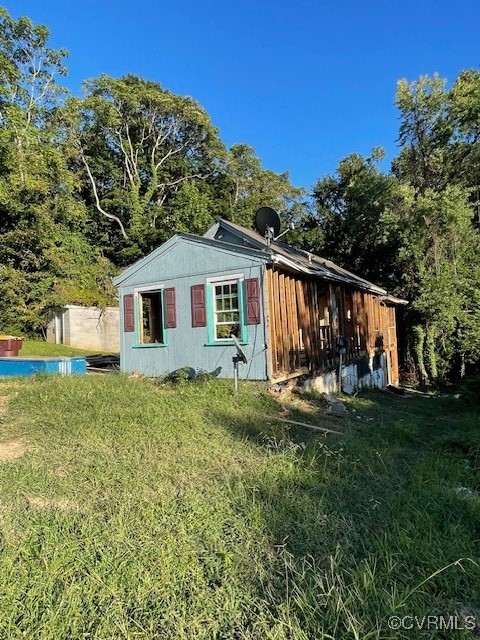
[
  {"x1": 265, "y1": 268, "x2": 276, "y2": 379},
  {"x1": 354, "y1": 290, "x2": 362, "y2": 353},
  {"x1": 272, "y1": 269, "x2": 283, "y2": 375},
  {"x1": 364, "y1": 293, "x2": 375, "y2": 356},
  {"x1": 307, "y1": 281, "x2": 318, "y2": 369},
  {"x1": 279, "y1": 272, "x2": 289, "y2": 373},
  {"x1": 289, "y1": 276, "x2": 300, "y2": 370},
  {"x1": 296, "y1": 279, "x2": 310, "y2": 369},
  {"x1": 267, "y1": 415, "x2": 343, "y2": 436},
  {"x1": 285, "y1": 275, "x2": 294, "y2": 371},
  {"x1": 338, "y1": 285, "x2": 346, "y2": 341},
  {"x1": 271, "y1": 367, "x2": 310, "y2": 383},
  {"x1": 311, "y1": 282, "x2": 320, "y2": 369}
]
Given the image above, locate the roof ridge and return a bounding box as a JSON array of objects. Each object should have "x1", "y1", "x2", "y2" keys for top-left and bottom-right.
[{"x1": 215, "y1": 218, "x2": 395, "y2": 298}]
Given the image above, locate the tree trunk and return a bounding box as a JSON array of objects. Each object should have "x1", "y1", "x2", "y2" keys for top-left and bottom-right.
[
  {"x1": 412, "y1": 325, "x2": 429, "y2": 386},
  {"x1": 425, "y1": 323, "x2": 438, "y2": 381}
]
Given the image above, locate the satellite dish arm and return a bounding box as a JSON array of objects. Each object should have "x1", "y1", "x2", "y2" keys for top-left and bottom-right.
[{"x1": 274, "y1": 222, "x2": 295, "y2": 242}]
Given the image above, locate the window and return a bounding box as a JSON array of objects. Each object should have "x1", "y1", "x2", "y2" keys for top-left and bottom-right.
[
  {"x1": 138, "y1": 290, "x2": 164, "y2": 344},
  {"x1": 206, "y1": 277, "x2": 247, "y2": 344},
  {"x1": 214, "y1": 281, "x2": 241, "y2": 340}
]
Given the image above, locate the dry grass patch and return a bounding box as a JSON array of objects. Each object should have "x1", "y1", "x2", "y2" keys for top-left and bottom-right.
[
  {"x1": 25, "y1": 494, "x2": 76, "y2": 511},
  {"x1": 0, "y1": 395, "x2": 8, "y2": 412},
  {"x1": 0, "y1": 436, "x2": 27, "y2": 463},
  {"x1": 49, "y1": 466, "x2": 70, "y2": 478}
]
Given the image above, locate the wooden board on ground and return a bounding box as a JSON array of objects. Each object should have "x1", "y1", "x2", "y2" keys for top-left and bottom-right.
[{"x1": 267, "y1": 415, "x2": 343, "y2": 435}]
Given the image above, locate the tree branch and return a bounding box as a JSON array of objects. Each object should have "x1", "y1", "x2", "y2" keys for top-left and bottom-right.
[{"x1": 80, "y1": 151, "x2": 128, "y2": 239}]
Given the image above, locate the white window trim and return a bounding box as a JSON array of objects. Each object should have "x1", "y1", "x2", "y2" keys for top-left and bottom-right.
[
  {"x1": 206, "y1": 273, "x2": 244, "y2": 284},
  {"x1": 206, "y1": 274, "x2": 247, "y2": 344},
  {"x1": 134, "y1": 284, "x2": 165, "y2": 294}
]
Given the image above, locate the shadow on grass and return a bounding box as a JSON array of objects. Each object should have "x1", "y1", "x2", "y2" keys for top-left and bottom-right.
[{"x1": 204, "y1": 388, "x2": 480, "y2": 638}]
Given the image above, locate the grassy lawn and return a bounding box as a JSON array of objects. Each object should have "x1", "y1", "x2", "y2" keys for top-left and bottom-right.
[
  {"x1": 0, "y1": 375, "x2": 479, "y2": 639},
  {"x1": 19, "y1": 339, "x2": 109, "y2": 357}
]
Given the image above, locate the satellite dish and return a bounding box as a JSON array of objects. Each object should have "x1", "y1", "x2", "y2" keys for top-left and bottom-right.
[
  {"x1": 255, "y1": 207, "x2": 281, "y2": 239},
  {"x1": 231, "y1": 334, "x2": 247, "y2": 364}
]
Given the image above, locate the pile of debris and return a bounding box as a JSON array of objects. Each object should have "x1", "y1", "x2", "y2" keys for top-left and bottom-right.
[
  {"x1": 85, "y1": 354, "x2": 120, "y2": 373},
  {"x1": 322, "y1": 394, "x2": 347, "y2": 416}
]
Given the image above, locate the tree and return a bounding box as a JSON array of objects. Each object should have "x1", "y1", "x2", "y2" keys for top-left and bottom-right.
[
  {"x1": 449, "y1": 69, "x2": 480, "y2": 221},
  {"x1": 0, "y1": 6, "x2": 68, "y2": 123},
  {"x1": 393, "y1": 74, "x2": 450, "y2": 192},
  {"x1": 391, "y1": 71, "x2": 480, "y2": 380},
  {"x1": 219, "y1": 143, "x2": 307, "y2": 229},
  {"x1": 73, "y1": 74, "x2": 224, "y2": 261},
  {"x1": 0, "y1": 8, "x2": 115, "y2": 333},
  {"x1": 388, "y1": 186, "x2": 480, "y2": 382},
  {"x1": 312, "y1": 149, "x2": 402, "y2": 289},
  {"x1": 394, "y1": 70, "x2": 480, "y2": 216}
]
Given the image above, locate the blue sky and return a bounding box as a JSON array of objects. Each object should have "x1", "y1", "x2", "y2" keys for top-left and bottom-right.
[{"x1": 5, "y1": 0, "x2": 479, "y2": 189}]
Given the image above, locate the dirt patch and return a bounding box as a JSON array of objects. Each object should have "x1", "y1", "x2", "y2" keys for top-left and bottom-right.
[
  {"x1": 0, "y1": 396, "x2": 8, "y2": 412},
  {"x1": 26, "y1": 495, "x2": 76, "y2": 511},
  {"x1": 49, "y1": 466, "x2": 70, "y2": 478},
  {"x1": 270, "y1": 387, "x2": 324, "y2": 414},
  {"x1": 0, "y1": 437, "x2": 27, "y2": 463}
]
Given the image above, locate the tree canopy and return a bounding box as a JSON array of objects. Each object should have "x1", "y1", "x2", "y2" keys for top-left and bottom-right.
[{"x1": 311, "y1": 73, "x2": 480, "y2": 382}]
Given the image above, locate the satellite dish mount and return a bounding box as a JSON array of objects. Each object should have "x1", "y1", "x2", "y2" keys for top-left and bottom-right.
[
  {"x1": 230, "y1": 334, "x2": 247, "y2": 395},
  {"x1": 255, "y1": 206, "x2": 294, "y2": 246}
]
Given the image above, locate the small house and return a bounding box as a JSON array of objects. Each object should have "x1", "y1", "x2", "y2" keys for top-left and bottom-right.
[{"x1": 113, "y1": 219, "x2": 406, "y2": 391}]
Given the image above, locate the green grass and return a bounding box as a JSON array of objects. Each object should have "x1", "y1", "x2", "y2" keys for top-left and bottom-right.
[
  {"x1": 20, "y1": 339, "x2": 109, "y2": 357},
  {"x1": 0, "y1": 376, "x2": 479, "y2": 639}
]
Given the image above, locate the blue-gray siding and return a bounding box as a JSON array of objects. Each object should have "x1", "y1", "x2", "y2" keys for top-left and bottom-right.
[{"x1": 118, "y1": 238, "x2": 269, "y2": 380}]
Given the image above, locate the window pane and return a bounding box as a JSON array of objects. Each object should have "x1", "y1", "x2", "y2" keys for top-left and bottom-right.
[
  {"x1": 216, "y1": 324, "x2": 230, "y2": 339},
  {"x1": 229, "y1": 323, "x2": 241, "y2": 338},
  {"x1": 215, "y1": 322, "x2": 240, "y2": 339}
]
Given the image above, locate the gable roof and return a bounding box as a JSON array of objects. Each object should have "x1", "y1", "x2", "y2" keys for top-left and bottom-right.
[
  {"x1": 205, "y1": 219, "x2": 407, "y2": 303},
  {"x1": 112, "y1": 232, "x2": 269, "y2": 287},
  {"x1": 113, "y1": 219, "x2": 407, "y2": 305}
]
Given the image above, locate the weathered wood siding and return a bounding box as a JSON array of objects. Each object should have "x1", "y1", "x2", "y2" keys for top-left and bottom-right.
[
  {"x1": 265, "y1": 267, "x2": 399, "y2": 384},
  {"x1": 118, "y1": 238, "x2": 268, "y2": 380}
]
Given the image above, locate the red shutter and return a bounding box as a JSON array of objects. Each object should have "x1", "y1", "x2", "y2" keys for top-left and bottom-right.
[
  {"x1": 164, "y1": 287, "x2": 177, "y2": 328},
  {"x1": 245, "y1": 278, "x2": 261, "y2": 324},
  {"x1": 123, "y1": 294, "x2": 135, "y2": 332},
  {"x1": 191, "y1": 284, "x2": 206, "y2": 327}
]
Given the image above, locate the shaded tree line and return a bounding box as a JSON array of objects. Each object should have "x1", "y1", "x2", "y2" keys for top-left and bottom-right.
[
  {"x1": 1, "y1": 7, "x2": 479, "y2": 383},
  {"x1": 311, "y1": 73, "x2": 480, "y2": 383}
]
